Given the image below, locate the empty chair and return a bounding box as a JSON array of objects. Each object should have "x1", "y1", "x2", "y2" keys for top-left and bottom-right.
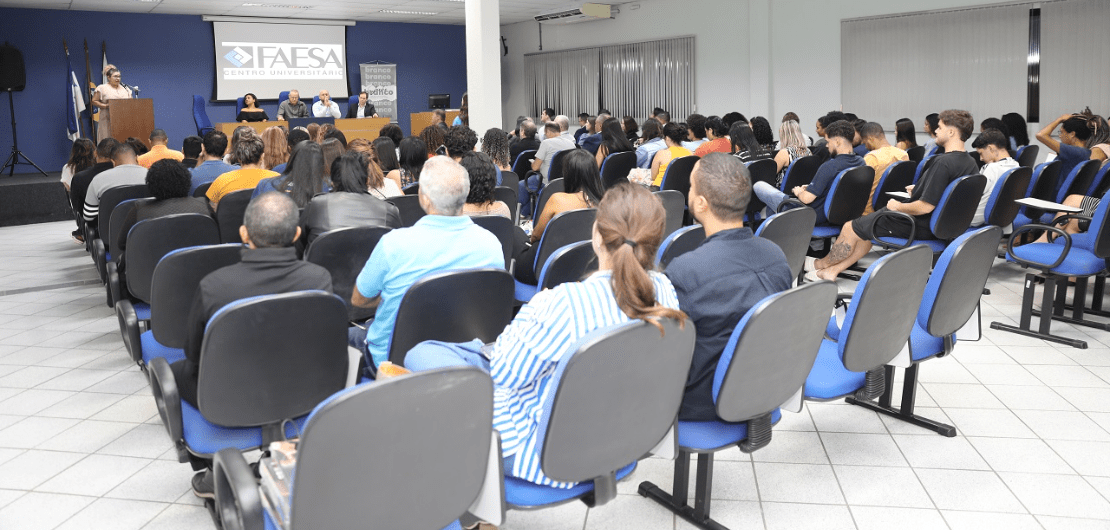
[
  {"x1": 871, "y1": 160, "x2": 917, "y2": 213},
  {"x1": 470, "y1": 215, "x2": 516, "y2": 270},
  {"x1": 906, "y1": 146, "x2": 926, "y2": 162},
  {"x1": 192, "y1": 95, "x2": 214, "y2": 136},
  {"x1": 89, "y1": 185, "x2": 150, "y2": 280},
  {"x1": 390, "y1": 269, "x2": 514, "y2": 368},
  {"x1": 387, "y1": 195, "x2": 426, "y2": 227},
  {"x1": 303, "y1": 225, "x2": 393, "y2": 322},
  {"x1": 96, "y1": 198, "x2": 142, "y2": 292},
  {"x1": 493, "y1": 185, "x2": 519, "y2": 224},
  {"x1": 214, "y1": 367, "x2": 499, "y2": 530},
  {"x1": 600, "y1": 151, "x2": 638, "y2": 189},
  {"x1": 546, "y1": 148, "x2": 572, "y2": 183},
  {"x1": 215, "y1": 188, "x2": 253, "y2": 243},
  {"x1": 533, "y1": 177, "x2": 565, "y2": 221},
  {"x1": 1016, "y1": 144, "x2": 1039, "y2": 168},
  {"x1": 537, "y1": 241, "x2": 598, "y2": 291},
  {"x1": 640, "y1": 281, "x2": 837, "y2": 529},
  {"x1": 654, "y1": 190, "x2": 685, "y2": 239},
  {"x1": 500, "y1": 170, "x2": 520, "y2": 197},
  {"x1": 870, "y1": 175, "x2": 987, "y2": 253},
  {"x1": 744, "y1": 158, "x2": 778, "y2": 221},
  {"x1": 779, "y1": 154, "x2": 821, "y2": 193},
  {"x1": 660, "y1": 155, "x2": 699, "y2": 197},
  {"x1": 1087, "y1": 162, "x2": 1110, "y2": 199},
  {"x1": 972, "y1": 166, "x2": 1032, "y2": 231},
  {"x1": 755, "y1": 207, "x2": 817, "y2": 280},
  {"x1": 149, "y1": 291, "x2": 349, "y2": 465},
  {"x1": 655, "y1": 225, "x2": 706, "y2": 269},
  {"x1": 850, "y1": 227, "x2": 1002, "y2": 436},
  {"x1": 516, "y1": 208, "x2": 596, "y2": 302}
]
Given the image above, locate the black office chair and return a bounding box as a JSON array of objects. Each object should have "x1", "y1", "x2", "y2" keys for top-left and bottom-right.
[
  {"x1": 95, "y1": 198, "x2": 142, "y2": 291},
  {"x1": 1016, "y1": 144, "x2": 1039, "y2": 168},
  {"x1": 390, "y1": 269, "x2": 515, "y2": 368},
  {"x1": 303, "y1": 225, "x2": 393, "y2": 323},
  {"x1": 600, "y1": 151, "x2": 638, "y2": 189},
  {"x1": 493, "y1": 186, "x2": 519, "y2": 225},
  {"x1": 90, "y1": 186, "x2": 150, "y2": 281},
  {"x1": 654, "y1": 190, "x2": 685, "y2": 239},
  {"x1": 512, "y1": 149, "x2": 537, "y2": 182},
  {"x1": 871, "y1": 160, "x2": 917, "y2": 213},
  {"x1": 975, "y1": 166, "x2": 1032, "y2": 231},
  {"x1": 516, "y1": 208, "x2": 597, "y2": 302},
  {"x1": 533, "y1": 178, "x2": 565, "y2": 220},
  {"x1": 655, "y1": 225, "x2": 706, "y2": 269},
  {"x1": 660, "y1": 155, "x2": 699, "y2": 197},
  {"x1": 387, "y1": 195, "x2": 426, "y2": 227},
  {"x1": 546, "y1": 149, "x2": 573, "y2": 183},
  {"x1": 779, "y1": 155, "x2": 821, "y2": 193},
  {"x1": 745, "y1": 158, "x2": 778, "y2": 221},
  {"x1": 404, "y1": 183, "x2": 420, "y2": 196},
  {"x1": 193, "y1": 182, "x2": 212, "y2": 198},
  {"x1": 906, "y1": 146, "x2": 926, "y2": 162},
  {"x1": 471, "y1": 215, "x2": 516, "y2": 271},
  {"x1": 755, "y1": 207, "x2": 817, "y2": 281},
  {"x1": 1012, "y1": 161, "x2": 1062, "y2": 232},
  {"x1": 500, "y1": 170, "x2": 520, "y2": 197},
  {"x1": 809, "y1": 165, "x2": 875, "y2": 242},
  {"x1": 537, "y1": 241, "x2": 598, "y2": 291},
  {"x1": 215, "y1": 189, "x2": 253, "y2": 244}
]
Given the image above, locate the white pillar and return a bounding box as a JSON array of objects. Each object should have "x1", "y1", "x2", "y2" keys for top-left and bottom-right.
[{"x1": 465, "y1": 0, "x2": 503, "y2": 133}]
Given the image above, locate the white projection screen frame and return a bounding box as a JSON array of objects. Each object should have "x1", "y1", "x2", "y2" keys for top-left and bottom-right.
[{"x1": 212, "y1": 21, "x2": 349, "y2": 102}]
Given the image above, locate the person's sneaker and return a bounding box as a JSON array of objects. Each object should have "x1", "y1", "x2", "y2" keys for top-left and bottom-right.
[
  {"x1": 192, "y1": 470, "x2": 215, "y2": 499},
  {"x1": 804, "y1": 256, "x2": 817, "y2": 273}
]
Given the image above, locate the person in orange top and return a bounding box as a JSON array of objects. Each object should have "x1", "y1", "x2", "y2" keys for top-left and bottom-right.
[
  {"x1": 694, "y1": 117, "x2": 731, "y2": 157},
  {"x1": 206, "y1": 134, "x2": 278, "y2": 209},
  {"x1": 860, "y1": 122, "x2": 909, "y2": 214},
  {"x1": 136, "y1": 129, "x2": 184, "y2": 169}
]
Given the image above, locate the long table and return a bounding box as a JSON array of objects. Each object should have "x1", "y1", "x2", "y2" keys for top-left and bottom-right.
[{"x1": 216, "y1": 117, "x2": 391, "y2": 142}]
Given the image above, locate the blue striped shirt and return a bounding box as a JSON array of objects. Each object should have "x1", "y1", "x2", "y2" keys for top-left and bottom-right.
[{"x1": 489, "y1": 270, "x2": 680, "y2": 488}]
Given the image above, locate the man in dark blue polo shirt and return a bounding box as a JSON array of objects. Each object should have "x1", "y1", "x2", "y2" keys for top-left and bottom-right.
[
  {"x1": 751, "y1": 120, "x2": 864, "y2": 226},
  {"x1": 665, "y1": 153, "x2": 793, "y2": 421}
]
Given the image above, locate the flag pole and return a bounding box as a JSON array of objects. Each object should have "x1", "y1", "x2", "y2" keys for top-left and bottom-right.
[{"x1": 84, "y1": 39, "x2": 94, "y2": 141}]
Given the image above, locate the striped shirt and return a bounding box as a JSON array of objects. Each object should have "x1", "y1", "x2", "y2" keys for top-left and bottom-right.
[{"x1": 489, "y1": 270, "x2": 680, "y2": 488}]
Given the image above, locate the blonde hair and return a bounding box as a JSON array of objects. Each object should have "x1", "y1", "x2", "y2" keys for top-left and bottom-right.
[
  {"x1": 261, "y1": 126, "x2": 289, "y2": 170},
  {"x1": 778, "y1": 120, "x2": 807, "y2": 150}
]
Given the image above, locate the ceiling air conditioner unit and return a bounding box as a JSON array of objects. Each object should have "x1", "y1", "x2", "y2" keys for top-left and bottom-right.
[{"x1": 535, "y1": 3, "x2": 616, "y2": 24}]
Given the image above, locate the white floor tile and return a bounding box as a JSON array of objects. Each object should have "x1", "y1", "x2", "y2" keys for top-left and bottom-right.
[
  {"x1": 807, "y1": 402, "x2": 888, "y2": 434},
  {"x1": 54, "y1": 497, "x2": 169, "y2": 530},
  {"x1": 36, "y1": 392, "x2": 126, "y2": 419},
  {"x1": 501, "y1": 499, "x2": 586, "y2": 530},
  {"x1": 34, "y1": 368, "x2": 116, "y2": 392},
  {"x1": 582, "y1": 494, "x2": 674, "y2": 530},
  {"x1": 761, "y1": 502, "x2": 855, "y2": 530},
  {"x1": 0, "y1": 491, "x2": 95, "y2": 530},
  {"x1": 985, "y1": 384, "x2": 1077, "y2": 411},
  {"x1": 850, "y1": 506, "x2": 947, "y2": 530},
  {"x1": 820, "y1": 432, "x2": 907, "y2": 467},
  {"x1": 674, "y1": 499, "x2": 763, "y2": 530},
  {"x1": 0, "y1": 388, "x2": 77, "y2": 415},
  {"x1": 0, "y1": 416, "x2": 81, "y2": 449},
  {"x1": 36, "y1": 454, "x2": 150, "y2": 496},
  {"x1": 753, "y1": 463, "x2": 845, "y2": 504},
  {"x1": 1012, "y1": 409, "x2": 1110, "y2": 442},
  {"x1": 1037, "y1": 515, "x2": 1110, "y2": 529},
  {"x1": 105, "y1": 460, "x2": 195, "y2": 503},
  {"x1": 914, "y1": 468, "x2": 1026, "y2": 513},
  {"x1": 0, "y1": 449, "x2": 83, "y2": 489},
  {"x1": 967, "y1": 436, "x2": 1074, "y2": 474},
  {"x1": 943, "y1": 408, "x2": 1037, "y2": 438},
  {"x1": 941, "y1": 510, "x2": 1042, "y2": 530},
  {"x1": 139, "y1": 503, "x2": 216, "y2": 530},
  {"x1": 751, "y1": 430, "x2": 829, "y2": 465},
  {"x1": 35, "y1": 420, "x2": 135, "y2": 453},
  {"x1": 921, "y1": 382, "x2": 1006, "y2": 409},
  {"x1": 833, "y1": 465, "x2": 932, "y2": 508},
  {"x1": 89, "y1": 394, "x2": 159, "y2": 423},
  {"x1": 1045, "y1": 439, "x2": 1110, "y2": 477},
  {"x1": 1000, "y1": 472, "x2": 1110, "y2": 519},
  {"x1": 1027, "y1": 364, "x2": 1110, "y2": 388},
  {"x1": 1055, "y1": 386, "x2": 1110, "y2": 413},
  {"x1": 96, "y1": 423, "x2": 172, "y2": 459}
]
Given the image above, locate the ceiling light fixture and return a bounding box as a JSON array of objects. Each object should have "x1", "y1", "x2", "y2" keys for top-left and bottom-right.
[{"x1": 380, "y1": 9, "x2": 438, "y2": 16}]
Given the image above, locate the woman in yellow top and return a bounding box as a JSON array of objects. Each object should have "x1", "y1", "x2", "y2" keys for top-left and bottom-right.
[
  {"x1": 90, "y1": 66, "x2": 132, "y2": 142},
  {"x1": 650, "y1": 122, "x2": 693, "y2": 187}
]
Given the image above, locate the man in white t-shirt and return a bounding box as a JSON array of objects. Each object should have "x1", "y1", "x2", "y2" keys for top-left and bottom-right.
[
  {"x1": 531, "y1": 116, "x2": 575, "y2": 182},
  {"x1": 971, "y1": 128, "x2": 1020, "y2": 227}
]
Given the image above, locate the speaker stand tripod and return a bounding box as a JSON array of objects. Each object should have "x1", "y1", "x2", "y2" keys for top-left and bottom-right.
[{"x1": 1, "y1": 88, "x2": 47, "y2": 177}]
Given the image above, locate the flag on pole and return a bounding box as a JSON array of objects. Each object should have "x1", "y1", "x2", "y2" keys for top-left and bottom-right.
[
  {"x1": 101, "y1": 42, "x2": 108, "y2": 85},
  {"x1": 65, "y1": 41, "x2": 86, "y2": 141},
  {"x1": 83, "y1": 39, "x2": 95, "y2": 140}
]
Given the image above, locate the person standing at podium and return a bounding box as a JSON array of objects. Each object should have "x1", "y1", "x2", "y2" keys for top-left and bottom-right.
[
  {"x1": 345, "y1": 91, "x2": 378, "y2": 119},
  {"x1": 90, "y1": 67, "x2": 132, "y2": 142},
  {"x1": 312, "y1": 89, "x2": 341, "y2": 119}
]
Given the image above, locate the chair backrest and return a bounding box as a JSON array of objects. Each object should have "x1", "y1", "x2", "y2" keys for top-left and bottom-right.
[
  {"x1": 278, "y1": 91, "x2": 289, "y2": 106},
  {"x1": 1058, "y1": 159, "x2": 1101, "y2": 203},
  {"x1": 983, "y1": 166, "x2": 1032, "y2": 228},
  {"x1": 744, "y1": 158, "x2": 779, "y2": 216},
  {"x1": 537, "y1": 318, "x2": 695, "y2": 483},
  {"x1": 126, "y1": 214, "x2": 222, "y2": 303},
  {"x1": 500, "y1": 170, "x2": 520, "y2": 197},
  {"x1": 538, "y1": 241, "x2": 598, "y2": 291},
  {"x1": 388, "y1": 269, "x2": 514, "y2": 366},
  {"x1": 193, "y1": 95, "x2": 213, "y2": 134},
  {"x1": 930, "y1": 174, "x2": 987, "y2": 241},
  {"x1": 512, "y1": 149, "x2": 537, "y2": 181},
  {"x1": 547, "y1": 148, "x2": 575, "y2": 183},
  {"x1": 533, "y1": 177, "x2": 565, "y2": 220},
  {"x1": 493, "y1": 186, "x2": 519, "y2": 224},
  {"x1": 470, "y1": 215, "x2": 515, "y2": 270},
  {"x1": 600, "y1": 151, "x2": 638, "y2": 189},
  {"x1": 824, "y1": 165, "x2": 874, "y2": 226},
  {"x1": 919, "y1": 226, "x2": 1002, "y2": 339},
  {"x1": 912, "y1": 155, "x2": 938, "y2": 185},
  {"x1": 303, "y1": 226, "x2": 393, "y2": 322},
  {"x1": 192, "y1": 182, "x2": 212, "y2": 198},
  {"x1": 312, "y1": 95, "x2": 320, "y2": 106},
  {"x1": 403, "y1": 183, "x2": 420, "y2": 196},
  {"x1": 839, "y1": 245, "x2": 932, "y2": 372},
  {"x1": 714, "y1": 281, "x2": 837, "y2": 421},
  {"x1": 386, "y1": 195, "x2": 426, "y2": 227},
  {"x1": 1089, "y1": 163, "x2": 1110, "y2": 199},
  {"x1": 215, "y1": 189, "x2": 254, "y2": 243},
  {"x1": 1087, "y1": 189, "x2": 1110, "y2": 258},
  {"x1": 150, "y1": 244, "x2": 243, "y2": 348},
  {"x1": 655, "y1": 224, "x2": 706, "y2": 269},
  {"x1": 654, "y1": 190, "x2": 685, "y2": 239},
  {"x1": 531, "y1": 208, "x2": 597, "y2": 276},
  {"x1": 1020, "y1": 160, "x2": 1062, "y2": 221},
  {"x1": 290, "y1": 367, "x2": 493, "y2": 530},
  {"x1": 755, "y1": 207, "x2": 817, "y2": 279},
  {"x1": 780, "y1": 155, "x2": 822, "y2": 191},
  {"x1": 197, "y1": 291, "x2": 349, "y2": 427},
  {"x1": 347, "y1": 94, "x2": 359, "y2": 110},
  {"x1": 660, "y1": 155, "x2": 699, "y2": 197},
  {"x1": 107, "y1": 198, "x2": 142, "y2": 262},
  {"x1": 235, "y1": 96, "x2": 245, "y2": 116},
  {"x1": 906, "y1": 146, "x2": 926, "y2": 162},
  {"x1": 1016, "y1": 144, "x2": 1039, "y2": 168},
  {"x1": 872, "y1": 160, "x2": 917, "y2": 211},
  {"x1": 97, "y1": 184, "x2": 150, "y2": 239}
]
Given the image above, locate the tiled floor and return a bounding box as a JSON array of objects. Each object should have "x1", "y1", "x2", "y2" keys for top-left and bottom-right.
[{"x1": 3, "y1": 221, "x2": 1110, "y2": 529}]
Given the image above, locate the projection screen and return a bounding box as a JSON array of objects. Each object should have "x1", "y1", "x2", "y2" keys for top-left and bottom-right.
[{"x1": 212, "y1": 21, "x2": 349, "y2": 102}]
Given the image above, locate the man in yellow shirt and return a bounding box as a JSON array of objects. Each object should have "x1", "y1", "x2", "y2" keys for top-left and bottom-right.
[
  {"x1": 860, "y1": 122, "x2": 909, "y2": 214},
  {"x1": 205, "y1": 134, "x2": 277, "y2": 208},
  {"x1": 136, "y1": 129, "x2": 184, "y2": 168}
]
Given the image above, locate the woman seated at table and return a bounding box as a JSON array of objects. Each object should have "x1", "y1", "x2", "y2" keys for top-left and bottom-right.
[
  {"x1": 237, "y1": 93, "x2": 269, "y2": 123},
  {"x1": 404, "y1": 182, "x2": 686, "y2": 489}
]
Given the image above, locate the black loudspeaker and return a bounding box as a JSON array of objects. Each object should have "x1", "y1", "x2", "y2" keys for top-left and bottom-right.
[{"x1": 0, "y1": 43, "x2": 26, "y2": 92}]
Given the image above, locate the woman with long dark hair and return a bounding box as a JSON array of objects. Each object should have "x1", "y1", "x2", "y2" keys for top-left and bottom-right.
[
  {"x1": 623, "y1": 115, "x2": 640, "y2": 144},
  {"x1": 61, "y1": 138, "x2": 95, "y2": 191},
  {"x1": 1001, "y1": 112, "x2": 1030, "y2": 151},
  {"x1": 595, "y1": 118, "x2": 635, "y2": 167},
  {"x1": 895, "y1": 118, "x2": 918, "y2": 150},
  {"x1": 730, "y1": 123, "x2": 773, "y2": 163},
  {"x1": 372, "y1": 137, "x2": 399, "y2": 175},
  {"x1": 460, "y1": 152, "x2": 511, "y2": 218},
  {"x1": 252, "y1": 141, "x2": 328, "y2": 207},
  {"x1": 749, "y1": 116, "x2": 776, "y2": 151},
  {"x1": 387, "y1": 137, "x2": 428, "y2": 190},
  {"x1": 300, "y1": 151, "x2": 401, "y2": 245}
]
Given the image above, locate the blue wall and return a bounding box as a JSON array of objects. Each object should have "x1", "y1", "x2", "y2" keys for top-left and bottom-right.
[{"x1": 0, "y1": 8, "x2": 467, "y2": 174}]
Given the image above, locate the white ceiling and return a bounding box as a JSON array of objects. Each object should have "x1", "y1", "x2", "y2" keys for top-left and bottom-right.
[{"x1": 0, "y1": 0, "x2": 585, "y2": 24}]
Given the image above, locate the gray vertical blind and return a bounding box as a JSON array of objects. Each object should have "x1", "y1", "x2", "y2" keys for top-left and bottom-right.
[
  {"x1": 841, "y1": 4, "x2": 1028, "y2": 130},
  {"x1": 524, "y1": 36, "x2": 695, "y2": 121},
  {"x1": 1040, "y1": 0, "x2": 1110, "y2": 121}
]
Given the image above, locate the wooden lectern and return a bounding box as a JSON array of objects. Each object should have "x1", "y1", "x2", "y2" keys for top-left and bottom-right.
[{"x1": 106, "y1": 99, "x2": 155, "y2": 146}]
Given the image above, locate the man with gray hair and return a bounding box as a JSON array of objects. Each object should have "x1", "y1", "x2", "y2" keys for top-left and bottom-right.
[
  {"x1": 351, "y1": 156, "x2": 504, "y2": 374},
  {"x1": 170, "y1": 191, "x2": 333, "y2": 498},
  {"x1": 277, "y1": 89, "x2": 308, "y2": 120},
  {"x1": 531, "y1": 114, "x2": 575, "y2": 181}
]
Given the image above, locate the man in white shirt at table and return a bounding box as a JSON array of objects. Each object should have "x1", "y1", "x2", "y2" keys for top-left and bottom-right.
[{"x1": 312, "y1": 89, "x2": 341, "y2": 119}]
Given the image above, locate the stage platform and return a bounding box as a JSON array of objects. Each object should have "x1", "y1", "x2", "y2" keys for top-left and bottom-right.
[{"x1": 0, "y1": 171, "x2": 73, "y2": 227}]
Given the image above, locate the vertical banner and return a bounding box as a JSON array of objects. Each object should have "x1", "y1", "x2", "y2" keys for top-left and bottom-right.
[{"x1": 360, "y1": 63, "x2": 397, "y2": 121}]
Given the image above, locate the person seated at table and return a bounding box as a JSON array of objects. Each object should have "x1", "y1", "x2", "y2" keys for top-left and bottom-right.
[
  {"x1": 346, "y1": 91, "x2": 378, "y2": 119},
  {"x1": 277, "y1": 89, "x2": 308, "y2": 120},
  {"x1": 313, "y1": 89, "x2": 341, "y2": 118},
  {"x1": 237, "y1": 93, "x2": 269, "y2": 123}
]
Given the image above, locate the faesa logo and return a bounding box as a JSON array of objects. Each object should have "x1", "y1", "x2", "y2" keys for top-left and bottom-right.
[
  {"x1": 224, "y1": 47, "x2": 253, "y2": 68},
  {"x1": 221, "y1": 42, "x2": 344, "y2": 79}
]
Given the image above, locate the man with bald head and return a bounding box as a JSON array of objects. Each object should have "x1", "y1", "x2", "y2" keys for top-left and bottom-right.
[
  {"x1": 350, "y1": 156, "x2": 504, "y2": 374},
  {"x1": 312, "y1": 89, "x2": 341, "y2": 118}
]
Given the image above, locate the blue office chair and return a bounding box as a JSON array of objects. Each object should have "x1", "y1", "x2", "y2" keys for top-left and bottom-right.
[
  {"x1": 655, "y1": 189, "x2": 685, "y2": 239},
  {"x1": 912, "y1": 154, "x2": 938, "y2": 184},
  {"x1": 600, "y1": 151, "x2": 638, "y2": 189},
  {"x1": 1011, "y1": 160, "x2": 1062, "y2": 232},
  {"x1": 756, "y1": 207, "x2": 817, "y2": 281},
  {"x1": 193, "y1": 95, "x2": 214, "y2": 136},
  {"x1": 1087, "y1": 162, "x2": 1110, "y2": 198},
  {"x1": 809, "y1": 165, "x2": 874, "y2": 242},
  {"x1": 1016, "y1": 144, "x2": 1039, "y2": 168},
  {"x1": 870, "y1": 174, "x2": 987, "y2": 253},
  {"x1": 535, "y1": 241, "x2": 598, "y2": 291},
  {"x1": 1054, "y1": 160, "x2": 1101, "y2": 205},
  {"x1": 850, "y1": 227, "x2": 1002, "y2": 436},
  {"x1": 870, "y1": 160, "x2": 917, "y2": 213},
  {"x1": 970, "y1": 166, "x2": 1032, "y2": 233},
  {"x1": 639, "y1": 281, "x2": 837, "y2": 529},
  {"x1": 235, "y1": 97, "x2": 244, "y2": 116},
  {"x1": 515, "y1": 208, "x2": 596, "y2": 302},
  {"x1": 779, "y1": 155, "x2": 821, "y2": 193},
  {"x1": 655, "y1": 224, "x2": 706, "y2": 269}
]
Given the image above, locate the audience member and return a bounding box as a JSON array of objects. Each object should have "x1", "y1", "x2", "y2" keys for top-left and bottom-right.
[
  {"x1": 277, "y1": 89, "x2": 308, "y2": 120},
  {"x1": 540, "y1": 107, "x2": 556, "y2": 123},
  {"x1": 390, "y1": 137, "x2": 428, "y2": 189},
  {"x1": 851, "y1": 119, "x2": 869, "y2": 157},
  {"x1": 774, "y1": 120, "x2": 812, "y2": 181},
  {"x1": 509, "y1": 119, "x2": 540, "y2": 163},
  {"x1": 300, "y1": 151, "x2": 401, "y2": 245},
  {"x1": 372, "y1": 137, "x2": 400, "y2": 176},
  {"x1": 420, "y1": 125, "x2": 446, "y2": 156},
  {"x1": 82, "y1": 144, "x2": 148, "y2": 222},
  {"x1": 379, "y1": 123, "x2": 404, "y2": 151},
  {"x1": 594, "y1": 118, "x2": 634, "y2": 168},
  {"x1": 531, "y1": 118, "x2": 576, "y2": 181},
  {"x1": 683, "y1": 113, "x2": 708, "y2": 152},
  {"x1": 970, "y1": 129, "x2": 1019, "y2": 227},
  {"x1": 253, "y1": 141, "x2": 328, "y2": 208},
  {"x1": 1080, "y1": 108, "x2": 1109, "y2": 165},
  {"x1": 623, "y1": 115, "x2": 640, "y2": 144},
  {"x1": 312, "y1": 89, "x2": 341, "y2": 118},
  {"x1": 665, "y1": 153, "x2": 792, "y2": 421},
  {"x1": 444, "y1": 125, "x2": 479, "y2": 160},
  {"x1": 574, "y1": 113, "x2": 590, "y2": 144},
  {"x1": 636, "y1": 119, "x2": 666, "y2": 168},
  {"x1": 117, "y1": 159, "x2": 212, "y2": 254},
  {"x1": 347, "y1": 138, "x2": 403, "y2": 199},
  {"x1": 137, "y1": 129, "x2": 183, "y2": 168},
  {"x1": 323, "y1": 127, "x2": 348, "y2": 148},
  {"x1": 860, "y1": 122, "x2": 909, "y2": 214},
  {"x1": 61, "y1": 138, "x2": 95, "y2": 191},
  {"x1": 305, "y1": 123, "x2": 321, "y2": 145},
  {"x1": 320, "y1": 137, "x2": 345, "y2": 180},
  {"x1": 655, "y1": 110, "x2": 671, "y2": 125},
  {"x1": 810, "y1": 110, "x2": 977, "y2": 281},
  {"x1": 652, "y1": 122, "x2": 694, "y2": 187},
  {"x1": 578, "y1": 113, "x2": 609, "y2": 154},
  {"x1": 236, "y1": 93, "x2": 268, "y2": 122},
  {"x1": 694, "y1": 117, "x2": 732, "y2": 157},
  {"x1": 1037, "y1": 113, "x2": 1094, "y2": 196},
  {"x1": 260, "y1": 126, "x2": 290, "y2": 171},
  {"x1": 180, "y1": 136, "x2": 202, "y2": 169},
  {"x1": 460, "y1": 152, "x2": 511, "y2": 218},
  {"x1": 1001, "y1": 112, "x2": 1030, "y2": 152},
  {"x1": 923, "y1": 113, "x2": 940, "y2": 156},
  {"x1": 812, "y1": 111, "x2": 848, "y2": 153},
  {"x1": 346, "y1": 91, "x2": 377, "y2": 118},
  {"x1": 778, "y1": 112, "x2": 812, "y2": 147},
  {"x1": 430, "y1": 108, "x2": 447, "y2": 128},
  {"x1": 349, "y1": 156, "x2": 503, "y2": 372},
  {"x1": 749, "y1": 116, "x2": 776, "y2": 151},
  {"x1": 722, "y1": 112, "x2": 748, "y2": 128},
  {"x1": 454, "y1": 92, "x2": 469, "y2": 127},
  {"x1": 126, "y1": 137, "x2": 149, "y2": 157},
  {"x1": 226, "y1": 126, "x2": 254, "y2": 165},
  {"x1": 730, "y1": 123, "x2": 773, "y2": 163},
  {"x1": 68, "y1": 138, "x2": 118, "y2": 240},
  {"x1": 206, "y1": 134, "x2": 278, "y2": 207},
  {"x1": 895, "y1": 118, "x2": 919, "y2": 150},
  {"x1": 482, "y1": 128, "x2": 515, "y2": 185},
  {"x1": 189, "y1": 131, "x2": 237, "y2": 193}
]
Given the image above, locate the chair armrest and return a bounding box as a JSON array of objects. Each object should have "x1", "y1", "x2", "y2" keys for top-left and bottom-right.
[
  {"x1": 114, "y1": 300, "x2": 142, "y2": 364},
  {"x1": 92, "y1": 239, "x2": 107, "y2": 283},
  {"x1": 148, "y1": 357, "x2": 187, "y2": 462},
  {"x1": 213, "y1": 448, "x2": 264, "y2": 530},
  {"x1": 867, "y1": 210, "x2": 917, "y2": 249},
  {"x1": 1050, "y1": 213, "x2": 1092, "y2": 227},
  {"x1": 777, "y1": 198, "x2": 806, "y2": 213},
  {"x1": 106, "y1": 262, "x2": 121, "y2": 308},
  {"x1": 1004, "y1": 225, "x2": 1072, "y2": 271}
]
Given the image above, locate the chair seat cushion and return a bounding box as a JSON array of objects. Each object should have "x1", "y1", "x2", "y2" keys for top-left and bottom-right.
[
  {"x1": 133, "y1": 302, "x2": 151, "y2": 321},
  {"x1": 804, "y1": 339, "x2": 866, "y2": 400},
  {"x1": 677, "y1": 410, "x2": 782, "y2": 452},
  {"x1": 140, "y1": 330, "x2": 185, "y2": 365},
  {"x1": 1010, "y1": 243, "x2": 1107, "y2": 276},
  {"x1": 910, "y1": 322, "x2": 944, "y2": 362},
  {"x1": 180, "y1": 400, "x2": 308, "y2": 457},
  {"x1": 1012, "y1": 212, "x2": 1042, "y2": 230},
  {"x1": 812, "y1": 225, "x2": 840, "y2": 238},
  {"x1": 514, "y1": 280, "x2": 538, "y2": 302},
  {"x1": 876, "y1": 237, "x2": 947, "y2": 252},
  {"x1": 504, "y1": 462, "x2": 635, "y2": 508}
]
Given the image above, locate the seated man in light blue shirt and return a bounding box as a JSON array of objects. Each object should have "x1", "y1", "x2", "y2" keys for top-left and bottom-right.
[
  {"x1": 636, "y1": 119, "x2": 666, "y2": 168},
  {"x1": 350, "y1": 156, "x2": 505, "y2": 374},
  {"x1": 189, "y1": 131, "x2": 238, "y2": 193},
  {"x1": 312, "y1": 89, "x2": 342, "y2": 118}
]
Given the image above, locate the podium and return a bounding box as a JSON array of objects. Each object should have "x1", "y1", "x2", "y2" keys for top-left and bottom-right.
[
  {"x1": 106, "y1": 99, "x2": 155, "y2": 146},
  {"x1": 410, "y1": 110, "x2": 460, "y2": 136}
]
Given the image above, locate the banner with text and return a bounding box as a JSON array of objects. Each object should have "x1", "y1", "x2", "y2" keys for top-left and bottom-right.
[{"x1": 360, "y1": 63, "x2": 397, "y2": 121}]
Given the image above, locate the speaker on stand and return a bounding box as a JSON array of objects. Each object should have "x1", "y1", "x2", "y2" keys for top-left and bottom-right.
[{"x1": 0, "y1": 42, "x2": 47, "y2": 177}]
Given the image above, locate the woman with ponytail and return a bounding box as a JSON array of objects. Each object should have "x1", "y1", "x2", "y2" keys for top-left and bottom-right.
[{"x1": 405, "y1": 182, "x2": 686, "y2": 488}]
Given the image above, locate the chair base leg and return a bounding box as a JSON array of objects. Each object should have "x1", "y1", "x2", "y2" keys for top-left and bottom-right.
[
  {"x1": 1030, "y1": 309, "x2": 1110, "y2": 331},
  {"x1": 989, "y1": 322, "x2": 1088, "y2": 349},
  {"x1": 846, "y1": 364, "x2": 957, "y2": 437},
  {"x1": 639, "y1": 452, "x2": 729, "y2": 530},
  {"x1": 988, "y1": 273, "x2": 1088, "y2": 349}
]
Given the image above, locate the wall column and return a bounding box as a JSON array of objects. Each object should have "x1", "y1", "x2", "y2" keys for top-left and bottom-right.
[{"x1": 465, "y1": 0, "x2": 503, "y2": 133}]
